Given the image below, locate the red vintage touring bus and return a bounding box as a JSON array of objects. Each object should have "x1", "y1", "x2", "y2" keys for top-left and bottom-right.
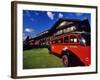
[{"x1": 48, "y1": 32, "x2": 91, "y2": 67}]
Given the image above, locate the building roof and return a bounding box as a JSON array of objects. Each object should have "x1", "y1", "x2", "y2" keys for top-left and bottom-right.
[
  {"x1": 50, "y1": 18, "x2": 82, "y2": 31},
  {"x1": 32, "y1": 18, "x2": 90, "y2": 40}
]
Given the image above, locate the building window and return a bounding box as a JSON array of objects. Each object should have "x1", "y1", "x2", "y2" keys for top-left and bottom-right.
[
  {"x1": 63, "y1": 29, "x2": 67, "y2": 33},
  {"x1": 55, "y1": 30, "x2": 63, "y2": 36},
  {"x1": 70, "y1": 26, "x2": 76, "y2": 31},
  {"x1": 57, "y1": 38, "x2": 63, "y2": 43},
  {"x1": 56, "y1": 21, "x2": 73, "y2": 29}
]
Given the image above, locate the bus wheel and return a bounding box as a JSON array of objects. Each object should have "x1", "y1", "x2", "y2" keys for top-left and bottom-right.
[{"x1": 62, "y1": 55, "x2": 69, "y2": 67}]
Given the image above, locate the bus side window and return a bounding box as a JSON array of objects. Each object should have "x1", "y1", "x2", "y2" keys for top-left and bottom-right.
[
  {"x1": 57, "y1": 38, "x2": 63, "y2": 43},
  {"x1": 52, "y1": 40, "x2": 55, "y2": 44},
  {"x1": 70, "y1": 35, "x2": 79, "y2": 43},
  {"x1": 64, "y1": 36, "x2": 68, "y2": 43},
  {"x1": 52, "y1": 39, "x2": 58, "y2": 44}
]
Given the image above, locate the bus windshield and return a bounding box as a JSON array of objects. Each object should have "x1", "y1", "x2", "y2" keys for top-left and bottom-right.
[{"x1": 80, "y1": 33, "x2": 91, "y2": 46}]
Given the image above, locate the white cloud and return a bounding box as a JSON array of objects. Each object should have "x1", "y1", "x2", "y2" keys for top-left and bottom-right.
[
  {"x1": 59, "y1": 13, "x2": 63, "y2": 18},
  {"x1": 25, "y1": 28, "x2": 34, "y2": 33},
  {"x1": 47, "y1": 11, "x2": 54, "y2": 20}
]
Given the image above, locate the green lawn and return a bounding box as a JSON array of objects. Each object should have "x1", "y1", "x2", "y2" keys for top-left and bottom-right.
[{"x1": 23, "y1": 48, "x2": 64, "y2": 69}]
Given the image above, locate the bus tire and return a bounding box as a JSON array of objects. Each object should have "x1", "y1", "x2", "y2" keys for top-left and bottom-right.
[{"x1": 62, "y1": 54, "x2": 69, "y2": 67}]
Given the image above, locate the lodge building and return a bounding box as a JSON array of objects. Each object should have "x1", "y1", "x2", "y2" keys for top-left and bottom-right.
[{"x1": 24, "y1": 18, "x2": 90, "y2": 49}]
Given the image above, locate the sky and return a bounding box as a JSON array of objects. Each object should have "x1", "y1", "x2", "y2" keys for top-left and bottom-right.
[{"x1": 23, "y1": 10, "x2": 91, "y2": 40}]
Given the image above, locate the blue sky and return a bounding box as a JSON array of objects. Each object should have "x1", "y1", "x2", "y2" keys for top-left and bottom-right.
[{"x1": 23, "y1": 10, "x2": 91, "y2": 40}]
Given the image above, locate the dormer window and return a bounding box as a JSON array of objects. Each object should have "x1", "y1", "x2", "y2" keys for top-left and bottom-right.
[{"x1": 59, "y1": 21, "x2": 67, "y2": 27}]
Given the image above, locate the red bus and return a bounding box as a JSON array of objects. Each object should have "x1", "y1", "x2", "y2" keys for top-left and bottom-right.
[{"x1": 48, "y1": 32, "x2": 91, "y2": 67}]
